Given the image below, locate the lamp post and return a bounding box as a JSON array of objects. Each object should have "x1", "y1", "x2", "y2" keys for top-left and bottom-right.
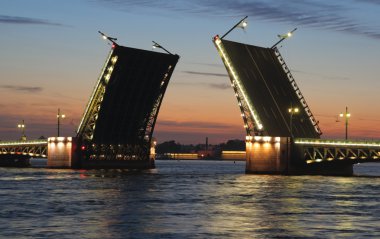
[
  {"x1": 220, "y1": 16, "x2": 248, "y2": 39},
  {"x1": 57, "y1": 108, "x2": 66, "y2": 137},
  {"x1": 98, "y1": 31, "x2": 118, "y2": 48},
  {"x1": 272, "y1": 28, "x2": 297, "y2": 49},
  {"x1": 288, "y1": 107, "x2": 299, "y2": 137},
  {"x1": 17, "y1": 120, "x2": 26, "y2": 141},
  {"x1": 339, "y1": 106, "x2": 350, "y2": 140},
  {"x1": 152, "y1": 41, "x2": 173, "y2": 55}
]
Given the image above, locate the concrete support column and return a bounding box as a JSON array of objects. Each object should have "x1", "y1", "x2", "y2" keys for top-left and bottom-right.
[
  {"x1": 245, "y1": 136, "x2": 290, "y2": 174},
  {"x1": 47, "y1": 137, "x2": 77, "y2": 168}
]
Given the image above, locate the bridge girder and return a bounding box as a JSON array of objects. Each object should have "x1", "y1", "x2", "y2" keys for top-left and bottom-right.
[
  {"x1": 77, "y1": 52, "x2": 117, "y2": 142},
  {"x1": 295, "y1": 139, "x2": 380, "y2": 164}
]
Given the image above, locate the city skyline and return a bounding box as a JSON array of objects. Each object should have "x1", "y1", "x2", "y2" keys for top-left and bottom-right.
[{"x1": 1, "y1": 0, "x2": 380, "y2": 144}]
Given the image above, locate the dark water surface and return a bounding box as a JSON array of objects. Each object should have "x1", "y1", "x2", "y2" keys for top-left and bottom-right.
[{"x1": 1, "y1": 160, "x2": 379, "y2": 238}]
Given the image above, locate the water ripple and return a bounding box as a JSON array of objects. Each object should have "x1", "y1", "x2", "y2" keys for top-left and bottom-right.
[{"x1": 0, "y1": 161, "x2": 379, "y2": 238}]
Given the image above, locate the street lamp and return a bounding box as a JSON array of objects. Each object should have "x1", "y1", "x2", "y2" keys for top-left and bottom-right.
[
  {"x1": 17, "y1": 120, "x2": 26, "y2": 141},
  {"x1": 272, "y1": 28, "x2": 297, "y2": 49},
  {"x1": 57, "y1": 108, "x2": 66, "y2": 137},
  {"x1": 152, "y1": 41, "x2": 173, "y2": 55},
  {"x1": 98, "y1": 31, "x2": 118, "y2": 48},
  {"x1": 220, "y1": 16, "x2": 248, "y2": 39},
  {"x1": 339, "y1": 106, "x2": 351, "y2": 140},
  {"x1": 288, "y1": 107, "x2": 299, "y2": 137}
]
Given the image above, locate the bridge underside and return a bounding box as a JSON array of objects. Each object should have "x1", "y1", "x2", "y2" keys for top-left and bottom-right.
[{"x1": 76, "y1": 44, "x2": 179, "y2": 169}]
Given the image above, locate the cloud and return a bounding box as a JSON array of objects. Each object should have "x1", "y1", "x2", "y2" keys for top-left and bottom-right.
[
  {"x1": 181, "y1": 70, "x2": 230, "y2": 90},
  {"x1": 183, "y1": 71, "x2": 228, "y2": 77},
  {"x1": 172, "y1": 81, "x2": 231, "y2": 90},
  {"x1": 187, "y1": 62, "x2": 224, "y2": 68},
  {"x1": 96, "y1": 0, "x2": 380, "y2": 40},
  {"x1": 0, "y1": 85, "x2": 43, "y2": 93},
  {"x1": 355, "y1": 0, "x2": 380, "y2": 5},
  {"x1": 208, "y1": 83, "x2": 230, "y2": 90},
  {"x1": 0, "y1": 15, "x2": 63, "y2": 26}
]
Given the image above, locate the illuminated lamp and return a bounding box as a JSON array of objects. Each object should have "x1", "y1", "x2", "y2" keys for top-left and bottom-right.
[
  {"x1": 263, "y1": 136, "x2": 271, "y2": 142},
  {"x1": 254, "y1": 136, "x2": 262, "y2": 141}
]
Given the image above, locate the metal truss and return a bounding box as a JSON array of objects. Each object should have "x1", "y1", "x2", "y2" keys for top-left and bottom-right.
[
  {"x1": 295, "y1": 139, "x2": 380, "y2": 164},
  {"x1": 140, "y1": 64, "x2": 177, "y2": 144},
  {"x1": 81, "y1": 143, "x2": 150, "y2": 161},
  {"x1": 231, "y1": 78, "x2": 258, "y2": 136},
  {"x1": 0, "y1": 140, "x2": 47, "y2": 158},
  {"x1": 273, "y1": 47, "x2": 322, "y2": 135},
  {"x1": 303, "y1": 147, "x2": 380, "y2": 164},
  {"x1": 76, "y1": 50, "x2": 117, "y2": 141}
]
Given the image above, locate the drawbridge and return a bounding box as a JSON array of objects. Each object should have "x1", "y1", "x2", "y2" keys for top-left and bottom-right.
[
  {"x1": 75, "y1": 41, "x2": 179, "y2": 168},
  {"x1": 213, "y1": 33, "x2": 380, "y2": 175}
]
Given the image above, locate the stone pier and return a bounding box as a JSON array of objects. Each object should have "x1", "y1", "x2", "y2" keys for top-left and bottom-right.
[
  {"x1": 245, "y1": 136, "x2": 291, "y2": 174},
  {"x1": 47, "y1": 137, "x2": 78, "y2": 168}
]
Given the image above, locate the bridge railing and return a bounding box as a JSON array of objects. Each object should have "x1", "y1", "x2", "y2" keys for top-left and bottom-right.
[
  {"x1": 213, "y1": 35, "x2": 263, "y2": 135},
  {"x1": 0, "y1": 139, "x2": 47, "y2": 146},
  {"x1": 294, "y1": 138, "x2": 380, "y2": 147},
  {"x1": 273, "y1": 47, "x2": 322, "y2": 136}
]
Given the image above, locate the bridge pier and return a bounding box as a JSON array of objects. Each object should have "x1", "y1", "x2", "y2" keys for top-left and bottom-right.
[
  {"x1": 245, "y1": 136, "x2": 354, "y2": 176},
  {"x1": 46, "y1": 137, "x2": 156, "y2": 169},
  {"x1": 245, "y1": 136, "x2": 290, "y2": 174},
  {"x1": 47, "y1": 137, "x2": 78, "y2": 168}
]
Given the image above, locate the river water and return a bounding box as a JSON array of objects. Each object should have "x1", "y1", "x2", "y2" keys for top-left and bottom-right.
[{"x1": 0, "y1": 160, "x2": 379, "y2": 238}]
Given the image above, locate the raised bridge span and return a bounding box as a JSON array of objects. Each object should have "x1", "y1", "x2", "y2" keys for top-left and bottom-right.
[{"x1": 213, "y1": 35, "x2": 380, "y2": 175}]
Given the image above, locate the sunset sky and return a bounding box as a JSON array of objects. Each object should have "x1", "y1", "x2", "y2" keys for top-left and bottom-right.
[{"x1": 1, "y1": 0, "x2": 380, "y2": 144}]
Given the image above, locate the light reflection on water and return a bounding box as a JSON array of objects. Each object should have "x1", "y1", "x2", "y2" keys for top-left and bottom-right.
[{"x1": 0, "y1": 160, "x2": 379, "y2": 238}]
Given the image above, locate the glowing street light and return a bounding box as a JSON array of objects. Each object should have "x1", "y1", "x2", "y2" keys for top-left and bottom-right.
[
  {"x1": 288, "y1": 106, "x2": 299, "y2": 137},
  {"x1": 152, "y1": 41, "x2": 173, "y2": 55},
  {"x1": 221, "y1": 16, "x2": 248, "y2": 39},
  {"x1": 271, "y1": 28, "x2": 297, "y2": 49},
  {"x1": 98, "y1": 31, "x2": 118, "y2": 48},
  {"x1": 339, "y1": 106, "x2": 351, "y2": 140},
  {"x1": 57, "y1": 108, "x2": 66, "y2": 137},
  {"x1": 17, "y1": 120, "x2": 26, "y2": 141}
]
